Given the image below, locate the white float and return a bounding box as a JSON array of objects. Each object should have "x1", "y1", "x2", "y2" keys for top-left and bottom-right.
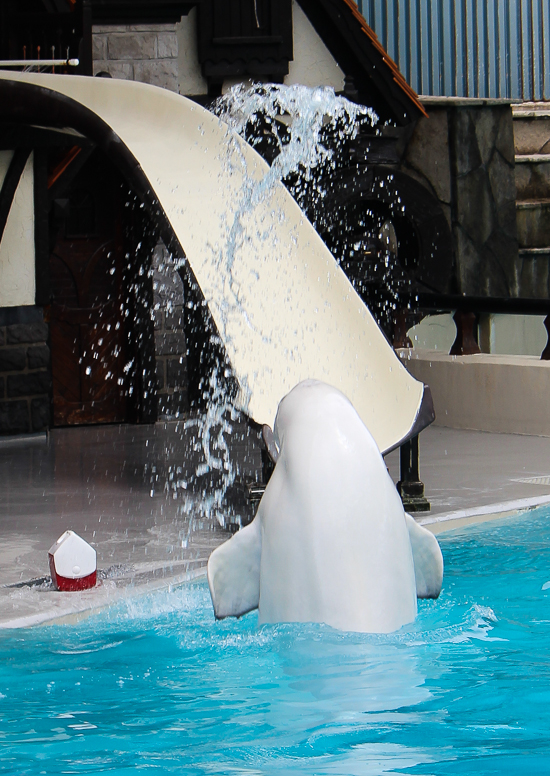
[{"x1": 48, "y1": 530, "x2": 97, "y2": 592}]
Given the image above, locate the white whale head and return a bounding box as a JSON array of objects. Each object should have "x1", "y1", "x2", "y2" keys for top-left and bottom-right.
[{"x1": 208, "y1": 380, "x2": 443, "y2": 634}]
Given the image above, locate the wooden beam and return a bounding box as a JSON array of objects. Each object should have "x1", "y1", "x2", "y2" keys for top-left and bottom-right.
[
  {"x1": 48, "y1": 144, "x2": 94, "y2": 203},
  {"x1": 47, "y1": 145, "x2": 81, "y2": 189},
  {"x1": 91, "y1": 0, "x2": 198, "y2": 24}
]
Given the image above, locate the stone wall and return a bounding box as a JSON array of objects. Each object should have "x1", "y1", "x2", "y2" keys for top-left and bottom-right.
[
  {"x1": 150, "y1": 244, "x2": 189, "y2": 419},
  {"x1": 450, "y1": 103, "x2": 518, "y2": 298},
  {"x1": 400, "y1": 107, "x2": 452, "y2": 234},
  {"x1": 92, "y1": 23, "x2": 179, "y2": 91},
  {"x1": 402, "y1": 98, "x2": 519, "y2": 298},
  {"x1": 0, "y1": 307, "x2": 50, "y2": 436}
]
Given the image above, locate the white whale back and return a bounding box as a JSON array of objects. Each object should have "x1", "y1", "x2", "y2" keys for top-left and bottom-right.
[
  {"x1": 257, "y1": 381, "x2": 417, "y2": 633},
  {"x1": 208, "y1": 381, "x2": 443, "y2": 633}
]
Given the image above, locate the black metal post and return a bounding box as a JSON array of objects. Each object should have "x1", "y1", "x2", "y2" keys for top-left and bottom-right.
[{"x1": 397, "y1": 434, "x2": 430, "y2": 512}]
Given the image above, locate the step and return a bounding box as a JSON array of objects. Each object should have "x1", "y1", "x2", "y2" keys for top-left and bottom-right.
[
  {"x1": 519, "y1": 246, "x2": 550, "y2": 259},
  {"x1": 512, "y1": 103, "x2": 550, "y2": 155},
  {"x1": 516, "y1": 199, "x2": 550, "y2": 249},
  {"x1": 517, "y1": 248, "x2": 550, "y2": 298},
  {"x1": 512, "y1": 102, "x2": 550, "y2": 117},
  {"x1": 515, "y1": 154, "x2": 550, "y2": 199}
]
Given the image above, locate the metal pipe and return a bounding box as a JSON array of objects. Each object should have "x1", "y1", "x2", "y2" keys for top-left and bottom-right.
[{"x1": 0, "y1": 59, "x2": 79, "y2": 68}]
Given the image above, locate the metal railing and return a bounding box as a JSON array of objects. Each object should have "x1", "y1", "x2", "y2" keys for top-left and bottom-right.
[
  {"x1": 358, "y1": 0, "x2": 550, "y2": 101},
  {"x1": 0, "y1": 59, "x2": 79, "y2": 71}
]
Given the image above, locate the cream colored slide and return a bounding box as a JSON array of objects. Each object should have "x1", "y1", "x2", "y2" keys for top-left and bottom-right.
[{"x1": 0, "y1": 72, "x2": 432, "y2": 453}]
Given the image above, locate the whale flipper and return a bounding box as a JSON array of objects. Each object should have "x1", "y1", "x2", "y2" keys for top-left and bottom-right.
[
  {"x1": 405, "y1": 514, "x2": 444, "y2": 599},
  {"x1": 207, "y1": 519, "x2": 261, "y2": 619}
]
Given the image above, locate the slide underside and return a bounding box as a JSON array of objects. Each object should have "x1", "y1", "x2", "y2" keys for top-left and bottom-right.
[{"x1": 0, "y1": 72, "x2": 433, "y2": 453}]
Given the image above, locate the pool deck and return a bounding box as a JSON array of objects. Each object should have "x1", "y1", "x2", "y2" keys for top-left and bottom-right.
[
  {"x1": 386, "y1": 425, "x2": 550, "y2": 533},
  {"x1": 2, "y1": 421, "x2": 550, "y2": 628}
]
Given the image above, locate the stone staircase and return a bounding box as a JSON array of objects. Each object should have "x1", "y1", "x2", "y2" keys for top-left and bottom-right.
[{"x1": 513, "y1": 103, "x2": 550, "y2": 295}]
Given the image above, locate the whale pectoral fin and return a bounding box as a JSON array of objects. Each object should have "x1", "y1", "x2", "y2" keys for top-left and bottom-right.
[
  {"x1": 405, "y1": 513, "x2": 444, "y2": 599},
  {"x1": 207, "y1": 519, "x2": 261, "y2": 619}
]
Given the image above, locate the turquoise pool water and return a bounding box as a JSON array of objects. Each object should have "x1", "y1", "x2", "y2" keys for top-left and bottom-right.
[{"x1": 2, "y1": 508, "x2": 550, "y2": 775}]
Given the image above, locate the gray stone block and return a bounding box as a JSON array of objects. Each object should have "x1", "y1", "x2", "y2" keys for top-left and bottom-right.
[
  {"x1": 514, "y1": 117, "x2": 550, "y2": 155},
  {"x1": 155, "y1": 330, "x2": 186, "y2": 356},
  {"x1": 93, "y1": 24, "x2": 130, "y2": 33},
  {"x1": 517, "y1": 201, "x2": 550, "y2": 249},
  {"x1": 515, "y1": 159, "x2": 550, "y2": 200},
  {"x1": 7, "y1": 322, "x2": 48, "y2": 344},
  {"x1": 449, "y1": 104, "x2": 518, "y2": 298},
  {"x1": 27, "y1": 344, "x2": 50, "y2": 370},
  {"x1": 134, "y1": 59, "x2": 178, "y2": 91},
  {"x1": 158, "y1": 32, "x2": 178, "y2": 59},
  {"x1": 152, "y1": 308, "x2": 164, "y2": 331},
  {"x1": 0, "y1": 347, "x2": 27, "y2": 373},
  {"x1": 515, "y1": 163, "x2": 532, "y2": 200},
  {"x1": 128, "y1": 23, "x2": 176, "y2": 32},
  {"x1": 7, "y1": 371, "x2": 51, "y2": 398},
  {"x1": 455, "y1": 227, "x2": 486, "y2": 295},
  {"x1": 157, "y1": 391, "x2": 188, "y2": 419},
  {"x1": 92, "y1": 60, "x2": 134, "y2": 80},
  {"x1": 165, "y1": 305, "x2": 185, "y2": 330},
  {"x1": 0, "y1": 400, "x2": 29, "y2": 435},
  {"x1": 92, "y1": 33, "x2": 107, "y2": 60},
  {"x1": 152, "y1": 273, "x2": 185, "y2": 306},
  {"x1": 456, "y1": 167, "x2": 493, "y2": 245},
  {"x1": 31, "y1": 397, "x2": 50, "y2": 432},
  {"x1": 488, "y1": 153, "x2": 516, "y2": 233},
  {"x1": 0, "y1": 306, "x2": 44, "y2": 326},
  {"x1": 404, "y1": 110, "x2": 451, "y2": 205},
  {"x1": 456, "y1": 224, "x2": 514, "y2": 298},
  {"x1": 156, "y1": 359, "x2": 165, "y2": 390},
  {"x1": 518, "y1": 250, "x2": 550, "y2": 297},
  {"x1": 495, "y1": 109, "x2": 516, "y2": 166},
  {"x1": 453, "y1": 110, "x2": 482, "y2": 175},
  {"x1": 473, "y1": 108, "x2": 500, "y2": 167},
  {"x1": 107, "y1": 32, "x2": 157, "y2": 61},
  {"x1": 166, "y1": 357, "x2": 187, "y2": 388}
]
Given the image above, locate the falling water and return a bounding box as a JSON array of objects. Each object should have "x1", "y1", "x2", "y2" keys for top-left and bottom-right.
[
  {"x1": 174, "y1": 83, "x2": 378, "y2": 528},
  {"x1": 214, "y1": 82, "x2": 377, "y2": 228}
]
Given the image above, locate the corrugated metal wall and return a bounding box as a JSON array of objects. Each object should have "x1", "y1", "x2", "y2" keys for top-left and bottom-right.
[{"x1": 358, "y1": 0, "x2": 550, "y2": 101}]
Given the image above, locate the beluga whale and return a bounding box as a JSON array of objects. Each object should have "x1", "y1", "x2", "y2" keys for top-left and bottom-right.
[{"x1": 208, "y1": 380, "x2": 443, "y2": 634}]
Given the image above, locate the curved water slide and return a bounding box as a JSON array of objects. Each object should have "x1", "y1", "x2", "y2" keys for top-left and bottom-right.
[{"x1": 0, "y1": 72, "x2": 433, "y2": 453}]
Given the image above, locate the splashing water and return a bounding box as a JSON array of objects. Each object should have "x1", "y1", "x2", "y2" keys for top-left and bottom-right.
[
  {"x1": 182, "y1": 369, "x2": 240, "y2": 526},
  {"x1": 214, "y1": 82, "x2": 376, "y2": 211},
  {"x1": 179, "y1": 84, "x2": 377, "y2": 526}
]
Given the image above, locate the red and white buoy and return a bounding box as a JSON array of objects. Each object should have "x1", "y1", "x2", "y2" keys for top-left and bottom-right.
[{"x1": 48, "y1": 530, "x2": 97, "y2": 591}]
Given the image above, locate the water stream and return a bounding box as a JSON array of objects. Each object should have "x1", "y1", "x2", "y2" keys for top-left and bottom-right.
[{"x1": 178, "y1": 84, "x2": 377, "y2": 527}]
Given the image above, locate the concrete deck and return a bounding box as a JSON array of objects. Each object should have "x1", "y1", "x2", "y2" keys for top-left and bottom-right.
[
  {"x1": 386, "y1": 425, "x2": 550, "y2": 532},
  {"x1": 0, "y1": 419, "x2": 261, "y2": 628},
  {"x1": 2, "y1": 421, "x2": 550, "y2": 628}
]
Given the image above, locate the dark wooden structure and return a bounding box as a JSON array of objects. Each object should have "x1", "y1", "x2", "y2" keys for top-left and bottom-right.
[
  {"x1": 91, "y1": 0, "x2": 196, "y2": 23},
  {"x1": 198, "y1": 0, "x2": 293, "y2": 92},
  {"x1": 0, "y1": 0, "x2": 93, "y2": 75},
  {"x1": 0, "y1": 0, "x2": 197, "y2": 77},
  {"x1": 0, "y1": 116, "x2": 158, "y2": 429},
  {"x1": 50, "y1": 151, "x2": 136, "y2": 426}
]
